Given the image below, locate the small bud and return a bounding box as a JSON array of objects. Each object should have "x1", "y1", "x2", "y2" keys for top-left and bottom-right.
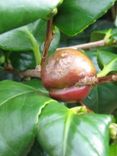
[
  {"x1": 71, "y1": 106, "x2": 88, "y2": 115},
  {"x1": 109, "y1": 123, "x2": 117, "y2": 140}
]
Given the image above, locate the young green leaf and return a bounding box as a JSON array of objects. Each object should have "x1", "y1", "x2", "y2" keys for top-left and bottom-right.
[{"x1": 97, "y1": 50, "x2": 117, "y2": 77}]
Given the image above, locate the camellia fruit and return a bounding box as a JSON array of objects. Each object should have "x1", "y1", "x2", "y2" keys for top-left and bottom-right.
[{"x1": 41, "y1": 48, "x2": 96, "y2": 102}]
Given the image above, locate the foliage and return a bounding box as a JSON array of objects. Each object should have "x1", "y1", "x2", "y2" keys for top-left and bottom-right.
[{"x1": 0, "y1": 0, "x2": 117, "y2": 156}]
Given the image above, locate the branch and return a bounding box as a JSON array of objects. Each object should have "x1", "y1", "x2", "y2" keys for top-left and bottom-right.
[
  {"x1": 57, "y1": 40, "x2": 105, "y2": 50},
  {"x1": 41, "y1": 18, "x2": 53, "y2": 66},
  {"x1": 76, "y1": 74, "x2": 117, "y2": 86},
  {"x1": 19, "y1": 65, "x2": 41, "y2": 78},
  {"x1": 57, "y1": 38, "x2": 117, "y2": 51},
  {"x1": 98, "y1": 74, "x2": 117, "y2": 84}
]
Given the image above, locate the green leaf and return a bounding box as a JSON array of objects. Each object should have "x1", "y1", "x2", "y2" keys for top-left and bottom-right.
[
  {"x1": 55, "y1": 0, "x2": 116, "y2": 36},
  {"x1": 0, "y1": 80, "x2": 55, "y2": 156},
  {"x1": 112, "y1": 29, "x2": 117, "y2": 41},
  {"x1": 23, "y1": 79, "x2": 48, "y2": 94},
  {"x1": 91, "y1": 30, "x2": 108, "y2": 41},
  {"x1": 97, "y1": 50, "x2": 117, "y2": 77},
  {"x1": 84, "y1": 49, "x2": 117, "y2": 114},
  {"x1": 0, "y1": 80, "x2": 113, "y2": 156},
  {"x1": 84, "y1": 83, "x2": 117, "y2": 114},
  {"x1": 0, "y1": 51, "x2": 5, "y2": 65},
  {"x1": 0, "y1": 19, "x2": 45, "y2": 52},
  {"x1": 91, "y1": 28, "x2": 117, "y2": 44},
  {"x1": 0, "y1": 20, "x2": 44, "y2": 65},
  {"x1": 113, "y1": 109, "x2": 117, "y2": 122},
  {"x1": 0, "y1": 19, "x2": 60, "y2": 64},
  {"x1": 28, "y1": 20, "x2": 60, "y2": 55},
  {"x1": 0, "y1": 0, "x2": 61, "y2": 34},
  {"x1": 37, "y1": 103, "x2": 112, "y2": 156},
  {"x1": 97, "y1": 50, "x2": 117, "y2": 68},
  {"x1": 0, "y1": 27, "x2": 35, "y2": 52},
  {"x1": 109, "y1": 143, "x2": 117, "y2": 156}
]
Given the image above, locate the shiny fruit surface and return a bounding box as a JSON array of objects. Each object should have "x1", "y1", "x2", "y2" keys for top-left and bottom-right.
[
  {"x1": 41, "y1": 48, "x2": 96, "y2": 102},
  {"x1": 49, "y1": 86, "x2": 91, "y2": 102}
]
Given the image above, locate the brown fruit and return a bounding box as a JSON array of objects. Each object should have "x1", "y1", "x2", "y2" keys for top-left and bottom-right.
[{"x1": 41, "y1": 48, "x2": 96, "y2": 102}]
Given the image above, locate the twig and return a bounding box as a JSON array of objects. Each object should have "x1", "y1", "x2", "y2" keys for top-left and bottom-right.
[
  {"x1": 19, "y1": 65, "x2": 41, "y2": 78},
  {"x1": 41, "y1": 18, "x2": 53, "y2": 66},
  {"x1": 19, "y1": 67, "x2": 117, "y2": 85},
  {"x1": 76, "y1": 74, "x2": 117, "y2": 86},
  {"x1": 98, "y1": 74, "x2": 117, "y2": 84},
  {"x1": 57, "y1": 40, "x2": 105, "y2": 50}
]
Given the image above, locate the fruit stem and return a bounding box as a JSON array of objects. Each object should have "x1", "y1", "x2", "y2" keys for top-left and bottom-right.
[{"x1": 41, "y1": 18, "x2": 53, "y2": 66}]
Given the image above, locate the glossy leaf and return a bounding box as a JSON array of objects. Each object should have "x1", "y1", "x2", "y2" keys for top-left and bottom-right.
[
  {"x1": 0, "y1": 80, "x2": 55, "y2": 156},
  {"x1": 84, "y1": 49, "x2": 117, "y2": 114},
  {"x1": 23, "y1": 79, "x2": 48, "y2": 94},
  {"x1": 37, "y1": 103, "x2": 112, "y2": 156},
  {"x1": 0, "y1": 20, "x2": 45, "y2": 52},
  {"x1": 0, "y1": 19, "x2": 60, "y2": 64},
  {"x1": 0, "y1": 19, "x2": 44, "y2": 65},
  {"x1": 91, "y1": 28, "x2": 117, "y2": 43},
  {"x1": 109, "y1": 143, "x2": 117, "y2": 156},
  {"x1": 55, "y1": 0, "x2": 116, "y2": 36},
  {"x1": 97, "y1": 50, "x2": 117, "y2": 77},
  {"x1": 112, "y1": 29, "x2": 117, "y2": 41},
  {"x1": 0, "y1": 51, "x2": 5, "y2": 64},
  {"x1": 0, "y1": 80, "x2": 114, "y2": 156},
  {"x1": 0, "y1": 25, "x2": 37, "y2": 52},
  {"x1": 97, "y1": 50, "x2": 117, "y2": 68},
  {"x1": 0, "y1": 0, "x2": 61, "y2": 34},
  {"x1": 84, "y1": 83, "x2": 117, "y2": 114}
]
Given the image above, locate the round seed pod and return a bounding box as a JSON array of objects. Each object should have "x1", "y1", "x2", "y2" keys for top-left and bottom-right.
[{"x1": 41, "y1": 48, "x2": 96, "y2": 102}]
